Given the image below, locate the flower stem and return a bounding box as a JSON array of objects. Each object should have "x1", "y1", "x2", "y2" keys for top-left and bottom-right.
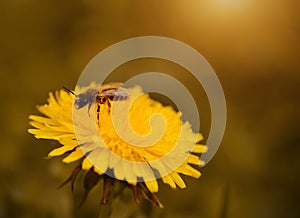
[{"x1": 98, "y1": 203, "x2": 112, "y2": 218}]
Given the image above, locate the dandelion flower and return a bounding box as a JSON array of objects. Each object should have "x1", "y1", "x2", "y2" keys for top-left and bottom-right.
[{"x1": 28, "y1": 83, "x2": 207, "y2": 207}]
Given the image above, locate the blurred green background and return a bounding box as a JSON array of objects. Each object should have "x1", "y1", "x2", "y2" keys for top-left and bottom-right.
[{"x1": 0, "y1": 0, "x2": 299, "y2": 217}]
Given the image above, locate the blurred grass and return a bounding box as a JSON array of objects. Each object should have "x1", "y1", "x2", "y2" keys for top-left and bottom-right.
[{"x1": 0, "y1": 0, "x2": 299, "y2": 217}]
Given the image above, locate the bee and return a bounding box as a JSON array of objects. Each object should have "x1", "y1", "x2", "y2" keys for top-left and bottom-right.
[{"x1": 63, "y1": 82, "x2": 129, "y2": 115}]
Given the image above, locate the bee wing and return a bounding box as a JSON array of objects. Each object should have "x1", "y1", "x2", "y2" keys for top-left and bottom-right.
[{"x1": 99, "y1": 82, "x2": 124, "y2": 92}]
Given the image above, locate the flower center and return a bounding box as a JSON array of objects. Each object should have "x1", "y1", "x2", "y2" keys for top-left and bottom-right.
[{"x1": 95, "y1": 93, "x2": 182, "y2": 163}]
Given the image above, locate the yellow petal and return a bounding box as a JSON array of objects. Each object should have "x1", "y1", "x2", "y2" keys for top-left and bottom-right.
[
  {"x1": 88, "y1": 149, "x2": 109, "y2": 174},
  {"x1": 127, "y1": 181, "x2": 137, "y2": 186},
  {"x1": 48, "y1": 145, "x2": 76, "y2": 157},
  {"x1": 186, "y1": 154, "x2": 200, "y2": 165},
  {"x1": 62, "y1": 148, "x2": 84, "y2": 163},
  {"x1": 192, "y1": 144, "x2": 208, "y2": 153},
  {"x1": 197, "y1": 133, "x2": 204, "y2": 142},
  {"x1": 28, "y1": 115, "x2": 58, "y2": 125},
  {"x1": 94, "y1": 166, "x2": 104, "y2": 175},
  {"x1": 28, "y1": 129, "x2": 68, "y2": 140},
  {"x1": 122, "y1": 162, "x2": 137, "y2": 182},
  {"x1": 58, "y1": 137, "x2": 77, "y2": 147},
  {"x1": 170, "y1": 172, "x2": 186, "y2": 189},
  {"x1": 82, "y1": 158, "x2": 93, "y2": 170},
  {"x1": 177, "y1": 164, "x2": 201, "y2": 178},
  {"x1": 145, "y1": 179, "x2": 159, "y2": 193},
  {"x1": 162, "y1": 175, "x2": 176, "y2": 189}
]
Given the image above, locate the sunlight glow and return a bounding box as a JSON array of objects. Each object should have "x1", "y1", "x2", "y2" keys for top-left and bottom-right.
[{"x1": 212, "y1": 0, "x2": 249, "y2": 9}]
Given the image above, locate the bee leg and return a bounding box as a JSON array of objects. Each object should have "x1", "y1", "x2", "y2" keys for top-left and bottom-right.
[
  {"x1": 107, "y1": 98, "x2": 111, "y2": 107},
  {"x1": 87, "y1": 103, "x2": 93, "y2": 117},
  {"x1": 107, "y1": 98, "x2": 111, "y2": 113},
  {"x1": 97, "y1": 105, "x2": 101, "y2": 124}
]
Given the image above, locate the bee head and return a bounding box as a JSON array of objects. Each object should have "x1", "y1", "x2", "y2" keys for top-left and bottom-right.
[{"x1": 75, "y1": 94, "x2": 89, "y2": 109}]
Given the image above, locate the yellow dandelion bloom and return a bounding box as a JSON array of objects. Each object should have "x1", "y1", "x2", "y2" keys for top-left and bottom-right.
[{"x1": 28, "y1": 83, "x2": 207, "y2": 207}]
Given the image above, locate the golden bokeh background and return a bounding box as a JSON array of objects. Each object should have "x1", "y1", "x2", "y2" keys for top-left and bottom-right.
[{"x1": 0, "y1": 0, "x2": 299, "y2": 217}]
